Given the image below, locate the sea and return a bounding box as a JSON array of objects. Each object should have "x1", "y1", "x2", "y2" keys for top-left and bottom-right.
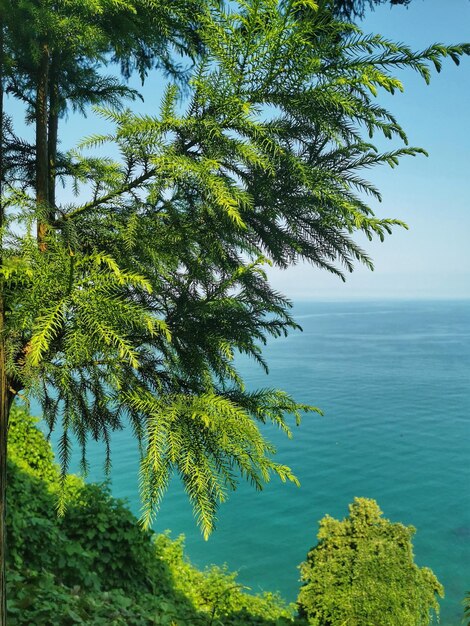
[{"x1": 34, "y1": 300, "x2": 470, "y2": 625}]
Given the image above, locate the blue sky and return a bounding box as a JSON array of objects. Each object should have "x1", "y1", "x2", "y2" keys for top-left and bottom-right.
[
  {"x1": 270, "y1": 0, "x2": 470, "y2": 300},
  {"x1": 9, "y1": 0, "x2": 469, "y2": 300}
]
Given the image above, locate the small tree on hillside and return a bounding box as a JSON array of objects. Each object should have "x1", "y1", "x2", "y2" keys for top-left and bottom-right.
[
  {"x1": 297, "y1": 498, "x2": 444, "y2": 626},
  {"x1": 464, "y1": 591, "x2": 470, "y2": 626}
]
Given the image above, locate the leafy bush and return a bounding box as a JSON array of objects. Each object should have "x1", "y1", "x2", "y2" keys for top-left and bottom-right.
[
  {"x1": 7, "y1": 457, "x2": 97, "y2": 591},
  {"x1": 464, "y1": 591, "x2": 470, "y2": 626},
  {"x1": 297, "y1": 498, "x2": 443, "y2": 626},
  {"x1": 154, "y1": 533, "x2": 296, "y2": 624},
  {"x1": 60, "y1": 482, "x2": 161, "y2": 595},
  {"x1": 8, "y1": 404, "x2": 59, "y2": 483}
]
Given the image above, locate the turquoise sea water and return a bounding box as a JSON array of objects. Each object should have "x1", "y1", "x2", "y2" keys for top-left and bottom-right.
[{"x1": 36, "y1": 300, "x2": 470, "y2": 624}]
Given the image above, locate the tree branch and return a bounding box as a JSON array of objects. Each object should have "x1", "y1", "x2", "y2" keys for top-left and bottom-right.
[{"x1": 58, "y1": 167, "x2": 157, "y2": 223}]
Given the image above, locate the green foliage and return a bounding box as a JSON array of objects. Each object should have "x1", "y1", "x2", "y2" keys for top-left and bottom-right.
[
  {"x1": 2, "y1": 2, "x2": 468, "y2": 623},
  {"x1": 464, "y1": 591, "x2": 470, "y2": 626},
  {"x1": 8, "y1": 411, "x2": 451, "y2": 626},
  {"x1": 7, "y1": 403, "x2": 58, "y2": 483},
  {"x1": 7, "y1": 406, "x2": 99, "y2": 590},
  {"x1": 297, "y1": 497, "x2": 444, "y2": 626},
  {"x1": 154, "y1": 533, "x2": 296, "y2": 624},
  {"x1": 132, "y1": 390, "x2": 305, "y2": 537},
  {"x1": 6, "y1": 405, "x2": 300, "y2": 625},
  {"x1": 61, "y1": 482, "x2": 161, "y2": 595},
  {"x1": 1, "y1": 0, "x2": 206, "y2": 107},
  {"x1": 3, "y1": 0, "x2": 469, "y2": 537}
]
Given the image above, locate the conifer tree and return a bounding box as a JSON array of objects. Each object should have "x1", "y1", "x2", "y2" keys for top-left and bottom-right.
[
  {"x1": 1, "y1": 0, "x2": 207, "y2": 620},
  {"x1": 1, "y1": 0, "x2": 206, "y2": 245},
  {"x1": 0, "y1": 0, "x2": 469, "y2": 622}
]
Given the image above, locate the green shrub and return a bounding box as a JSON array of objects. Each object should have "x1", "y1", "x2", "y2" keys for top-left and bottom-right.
[
  {"x1": 154, "y1": 533, "x2": 296, "y2": 624},
  {"x1": 464, "y1": 591, "x2": 470, "y2": 626},
  {"x1": 60, "y1": 482, "x2": 161, "y2": 595},
  {"x1": 7, "y1": 458, "x2": 98, "y2": 590},
  {"x1": 8, "y1": 404, "x2": 59, "y2": 483},
  {"x1": 297, "y1": 498, "x2": 443, "y2": 626}
]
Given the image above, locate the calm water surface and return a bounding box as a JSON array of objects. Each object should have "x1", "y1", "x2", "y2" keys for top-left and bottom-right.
[{"x1": 38, "y1": 300, "x2": 470, "y2": 625}]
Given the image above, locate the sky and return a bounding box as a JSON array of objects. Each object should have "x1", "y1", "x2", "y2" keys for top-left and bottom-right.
[
  {"x1": 268, "y1": 0, "x2": 470, "y2": 300},
  {"x1": 8, "y1": 0, "x2": 470, "y2": 300}
]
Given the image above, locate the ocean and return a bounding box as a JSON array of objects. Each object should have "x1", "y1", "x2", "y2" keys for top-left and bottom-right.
[{"x1": 36, "y1": 300, "x2": 470, "y2": 625}]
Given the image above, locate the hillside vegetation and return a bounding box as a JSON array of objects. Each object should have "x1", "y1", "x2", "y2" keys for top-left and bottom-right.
[
  {"x1": 6, "y1": 404, "x2": 448, "y2": 625},
  {"x1": 7, "y1": 404, "x2": 300, "y2": 626}
]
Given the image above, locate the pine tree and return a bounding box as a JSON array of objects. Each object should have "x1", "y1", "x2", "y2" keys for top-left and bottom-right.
[{"x1": 0, "y1": 0, "x2": 468, "y2": 622}]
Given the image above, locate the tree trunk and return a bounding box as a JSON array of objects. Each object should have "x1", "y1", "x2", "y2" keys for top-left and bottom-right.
[
  {"x1": 36, "y1": 42, "x2": 49, "y2": 251},
  {"x1": 0, "y1": 19, "x2": 9, "y2": 623},
  {"x1": 47, "y1": 56, "x2": 58, "y2": 210},
  {"x1": 0, "y1": 325, "x2": 9, "y2": 626}
]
